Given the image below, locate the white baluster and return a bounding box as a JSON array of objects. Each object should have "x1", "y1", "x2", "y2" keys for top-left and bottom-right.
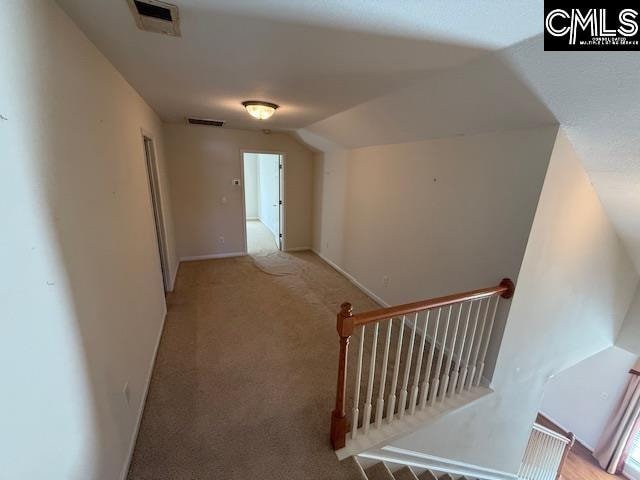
[
  {"x1": 467, "y1": 298, "x2": 490, "y2": 390},
  {"x1": 449, "y1": 302, "x2": 471, "y2": 397},
  {"x1": 529, "y1": 431, "x2": 542, "y2": 480},
  {"x1": 375, "y1": 318, "x2": 393, "y2": 428},
  {"x1": 519, "y1": 433, "x2": 535, "y2": 479},
  {"x1": 362, "y1": 322, "x2": 379, "y2": 434},
  {"x1": 398, "y1": 312, "x2": 418, "y2": 419},
  {"x1": 386, "y1": 315, "x2": 405, "y2": 423},
  {"x1": 410, "y1": 311, "x2": 430, "y2": 415},
  {"x1": 541, "y1": 435, "x2": 554, "y2": 480},
  {"x1": 430, "y1": 306, "x2": 452, "y2": 406},
  {"x1": 475, "y1": 295, "x2": 500, "y2": 387},
  {"x1": 550, "y1": 440, "x2": 566, "y2": 480},
  {"x1": 547, "y1": 438, "x2": 563, "y2": 480},
  {"x1": 440, "y1": 303, "x2": 462, "y2": 401},
  {"x1": 549, "y1": 439, "x2": 564, "y2": 480},
  {"x1": 458, "y1": 300, "x2": 481, "y2": 393},
  {"x1": 351, "y1": 326, "x2": 365, "y2": 439},
  {"x1": 520, "y1": 433, "x2": 535, "y2": 479},
  {"x1": 419, "y1": 308, "x2": 440, "y2": 410}
]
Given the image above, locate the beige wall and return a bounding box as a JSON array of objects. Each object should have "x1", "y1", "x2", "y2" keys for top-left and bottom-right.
[
  {"x1": 1, "y1": 1, "x2": 177, "y2": 478},
  {"x1": 164, "y1": 125, "x2": 313, "y2": 258},
  {"x1": 392, "y1": 129, "x2": 638, "y2": 473},
  {"x1": 541, "y1": 346, "x2": 637, "y2": 450},
  {"x1": 312, "y1": 126, "x2": 557, "y2": 308},
  {"x1": 617, "y1": 285, "x2": 640, "y2": 354}
]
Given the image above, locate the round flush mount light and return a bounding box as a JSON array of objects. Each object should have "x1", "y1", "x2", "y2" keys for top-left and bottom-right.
[{"x1": 242, "y1": 100, "x2": 279, "y2": 120}]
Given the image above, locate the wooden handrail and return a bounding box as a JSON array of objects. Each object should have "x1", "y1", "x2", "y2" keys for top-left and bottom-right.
[
  {"x1": 350, "y1": 278, "x2": 514, "y2": 328},
  {"x1": 330, "y1": 278, "x2": 515, "y2": 450}
]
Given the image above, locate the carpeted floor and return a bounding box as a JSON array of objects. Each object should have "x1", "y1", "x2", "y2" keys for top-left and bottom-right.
[
  {"x1": 247, "y1": 219, "x2": 278, "y2": 254},
  {"x1": 127, "y1": 250, "x2": 379, "y2": 479}
]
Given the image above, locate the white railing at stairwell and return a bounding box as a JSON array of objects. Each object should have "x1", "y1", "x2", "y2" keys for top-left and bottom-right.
[
  {"x1": 518, "y1": 423, "x2": 575, "y2": 480},
  {"x1": 330, "y1": 279, "x2": 515, "y2": 450}
]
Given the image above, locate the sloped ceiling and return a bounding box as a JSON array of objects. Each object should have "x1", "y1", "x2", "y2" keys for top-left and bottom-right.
[
  {"x1": 503, "y1": 36, "x2": 640, "y2": 272},
  {"x1": 54, "y1": 0, "x2": 542, "y2": 129}
]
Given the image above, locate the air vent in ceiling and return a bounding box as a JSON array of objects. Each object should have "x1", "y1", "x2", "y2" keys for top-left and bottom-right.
[
  {"x1": 127, "y1": 0, "x2": 180, "y2": 36},
  {"x1": 186, "y1": 117, "x2": 226, "y2": 127}
]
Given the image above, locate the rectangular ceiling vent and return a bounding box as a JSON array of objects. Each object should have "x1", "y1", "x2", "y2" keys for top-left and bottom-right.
[
  {"x1": 186, "y1": 117, "x2": 226, "y2": 127},
  {"x1": 127, "y1": 0, "x2": 180, "y2": 36}
]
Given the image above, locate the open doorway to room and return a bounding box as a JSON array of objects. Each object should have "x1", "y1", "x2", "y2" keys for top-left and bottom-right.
[{"x1": 242, "y1": 151, "x2": 284, "y2": 254}]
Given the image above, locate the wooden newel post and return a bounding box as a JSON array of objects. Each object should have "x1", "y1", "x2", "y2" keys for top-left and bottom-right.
[{"x1": 331, "y1": 302, "x2": 354, "y2": 450}]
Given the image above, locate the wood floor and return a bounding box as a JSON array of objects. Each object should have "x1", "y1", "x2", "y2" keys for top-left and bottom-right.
[{"x1": 536, "y1": 415, "x2": 626, "y2": 480}]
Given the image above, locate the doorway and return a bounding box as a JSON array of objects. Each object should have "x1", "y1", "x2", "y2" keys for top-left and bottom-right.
[
  {"x1": 242, "y1": 152, "x2": 284, "y2": 254},
  {"x1": 142, "y1": 134, "x2": 170, "y2": 292}
]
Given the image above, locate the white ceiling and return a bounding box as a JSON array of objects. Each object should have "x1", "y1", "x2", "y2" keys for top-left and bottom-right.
[
  {"x1": 55, "y1": 0, "x2": 542, "y2": 129},
  {"x1": 302, "y1": 47, "x2": 556, "y2": 147}
]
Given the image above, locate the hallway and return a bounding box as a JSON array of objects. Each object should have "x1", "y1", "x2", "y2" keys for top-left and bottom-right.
[{"x1": 127, "y1": 251, "x2": 377, "y2": 479}]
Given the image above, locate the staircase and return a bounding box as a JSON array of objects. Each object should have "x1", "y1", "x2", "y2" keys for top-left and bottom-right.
[{"x1": 362, "y1": 461, "x2": 477, "y2": 480}]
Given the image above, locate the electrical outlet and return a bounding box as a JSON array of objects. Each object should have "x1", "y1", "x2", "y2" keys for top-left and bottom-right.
[
  {"x1": 123, "y1": 382, "x2": 131, "y2": 405},
  {"x1": 218, "y1": 236, "x2": 225, "y2": 245},
  {"x1": 601, "y1": 392, "x2": 609, "y2": 401},
  {"x1": 382, "y1": 276, "x2": 389, "y2": 287}
]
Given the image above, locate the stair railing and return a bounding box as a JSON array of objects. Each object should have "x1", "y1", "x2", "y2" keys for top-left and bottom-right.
[
  {"x1": 330, "y1": 278, "x2": 515, "y2": 450},
  {"x1": 518, "y1": 423, "x2": 575, "y2": 480}
]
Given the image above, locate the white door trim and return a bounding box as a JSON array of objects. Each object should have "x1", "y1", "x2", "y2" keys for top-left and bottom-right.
[
  {"x1": 140, "y1": 128, "x2": 171, "y2": 293},
  {"x1": 240, "y1": 149, "x2": 286, "y2": 253}
]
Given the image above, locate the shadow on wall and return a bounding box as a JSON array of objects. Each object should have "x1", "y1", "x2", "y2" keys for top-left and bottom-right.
[{"x1": 4, "y1": 2, "x2": 170, "y2": 479}]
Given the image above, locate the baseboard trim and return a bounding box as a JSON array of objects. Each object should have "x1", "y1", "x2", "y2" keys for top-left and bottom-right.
[
  {"x1": 311, "y1": 249, "x2": 389, "y2": 308},
  {"x1": 285, "y1": 246, "x2": 312, "y2": 252},
  {"x1": 120, "y1": 305, "x2": 167, "y2": 480},
  {"x1": 180, "y1": 252, "x2": 247, "y2": 261},
  {"x1": 358, "y1": 445, "x2": 518, "y2": 480}
]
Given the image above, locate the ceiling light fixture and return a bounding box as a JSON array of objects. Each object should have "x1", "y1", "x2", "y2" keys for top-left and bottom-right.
[{"x1": 242, "y1": 100, "x2": 279, "y2": 120}]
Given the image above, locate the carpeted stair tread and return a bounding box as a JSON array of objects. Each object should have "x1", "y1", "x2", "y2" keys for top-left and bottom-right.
[
  {"x1": 365, "y1": 462, "x2": 396, "y2": 480},
  {"x1": 393, "y1": 466, "x2": 419, "y2": 480},
  {"x1": 417, "y1": 470, "x2": 439, "y2": 480}
]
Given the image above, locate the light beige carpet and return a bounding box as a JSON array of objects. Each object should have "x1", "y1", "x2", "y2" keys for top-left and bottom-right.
[
  {"x1": 127, "y1": 251, "x2": 379, "y2": 479},
  {"x1": 246, "y1": 219, "x2": 278, "y2": 254}
]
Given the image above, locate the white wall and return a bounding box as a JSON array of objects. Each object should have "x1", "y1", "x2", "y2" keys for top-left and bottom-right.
[
  {"x1": 243, "y1": 153, "x2": 259, "y2": 219},
  {"x1": 392, "y1": 129, "x2": 638, "y2": 473},
  {"x1": 617, "y1": 285, "x2": 640, "y2": 355},
  {"x1": 541, "y1": 346, "x2": 637, "y2": 450},
  {"x1": 258, "y1": 153, "x2": 281, "y2": 238},
  {"x1": 165, "y1": 125, "x2": 313, "y2": 258},
  {"x1": 0, "y1": 1, "x2": 177, "y2": 478},
  {"x1": 312, "y1": 126, "x2": 557, "y2": 310}
]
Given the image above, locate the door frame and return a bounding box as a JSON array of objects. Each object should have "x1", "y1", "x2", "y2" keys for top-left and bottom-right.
[
  {"x1": 240, "y1": 149, "x2": 286, "y2": 253},
  {"x1": 141, "y1": 129, "x2": 171, "y2": 293}
]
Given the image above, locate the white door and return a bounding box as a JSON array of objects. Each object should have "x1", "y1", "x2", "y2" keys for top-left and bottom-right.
[{"x1": 258, "y1": 154, "x2": 281, "y2": 248}]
